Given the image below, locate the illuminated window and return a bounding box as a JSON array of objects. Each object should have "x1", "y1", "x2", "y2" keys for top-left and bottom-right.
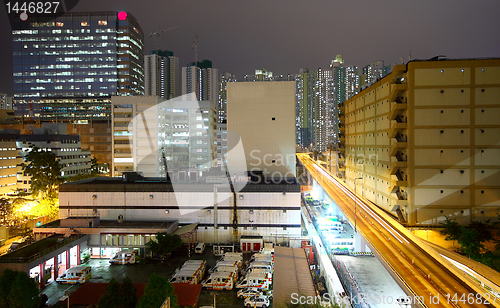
[
  {"x1": 81, "y1": 22, "x2": 88, "y2": 26},
  {"x1": 98, "y1": 20, "x2": 108, "y2": 26},
  {"x1": 56, "y1": 22, "x2": 64, "y2": 27}
]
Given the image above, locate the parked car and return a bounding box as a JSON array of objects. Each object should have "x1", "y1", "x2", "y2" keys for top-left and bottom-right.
[
  {"x1": 237, "y1": 287, "x2": 262, "y2": 298},
  {"x1": 244, "y1": 295, "x2": 270, "y2": 308}
]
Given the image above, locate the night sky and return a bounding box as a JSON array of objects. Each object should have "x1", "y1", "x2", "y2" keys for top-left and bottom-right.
[{"x1": 1, "y1": 0, "x2": 499, "y2": 95}]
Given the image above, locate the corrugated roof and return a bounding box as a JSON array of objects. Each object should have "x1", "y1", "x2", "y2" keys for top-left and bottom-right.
[{"x1": 274, "y1": 246, "x2": 316, "y2": 305}]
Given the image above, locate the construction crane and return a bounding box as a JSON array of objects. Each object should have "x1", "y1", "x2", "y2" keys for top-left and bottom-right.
[
  {"x1": 149, "y1": 26, "x2": 179, "y2": 55},
  {"x1": 191, "y1": 35, "x2": 198, "y2": 65}
]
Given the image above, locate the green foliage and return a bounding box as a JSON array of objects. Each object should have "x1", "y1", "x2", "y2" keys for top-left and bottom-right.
[
  {"x1": 440, "y1": 217, "x2": 461, "y2": 249},
  {"x1": 0, "y1": 198, "x2": 13, "y2": 226},
  {"x1": 457, "y1": 226, "x2": 485, "y2": 258},
  {"x1": 0, "y1": 269, "x2": 40, "y2": 308},
  {"x1": 99, "y1": 278, "x2": 122, "y2": 308},
  {"x1": 121, "y1": 276, "x2": 137, "y2": 308},
  {"x1": 98, "y1": 276, "x2": 136, "y2": 308},
  {"x1": 21, "y1": 146, "x2": 62, "y2": 199},
  {"x1": 91, "y1": 156, "x2": 99, "y2": 174},
  {"x1": 136, "y1": 273, "x2": 177, "y2": 308},
  {"x1": 440, "y1": 218, "x2": 500, "y2": 272},
  {"x1": 146, "y1": 232, "x2": 182, "y2": 257}
]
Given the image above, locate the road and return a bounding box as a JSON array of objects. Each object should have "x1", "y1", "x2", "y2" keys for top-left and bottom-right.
[{"x1": 298, "y1": 153, "x2": 499, "y2": 308}]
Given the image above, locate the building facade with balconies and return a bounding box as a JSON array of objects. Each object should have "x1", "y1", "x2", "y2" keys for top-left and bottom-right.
[{"x1": 341, "y1": 58, "x2": 500, "y2": 226}]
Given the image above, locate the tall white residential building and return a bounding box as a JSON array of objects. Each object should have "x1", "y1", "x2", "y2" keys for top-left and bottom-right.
[
  {"x1": 181, "y1": 61, "x2": 218, "y2": 105},
  {"x1": 314, "y1": 68, "x2": 335, "y2": 152},
  {"x1": 227, "y1": 81, "x2": 296, "y2": 178},
  {"x1": 111, "y1": 95, "x2": 217, "y2": 177},
  {"x1": 144, "y1": 52, "x2": 179, "y2": 99}
]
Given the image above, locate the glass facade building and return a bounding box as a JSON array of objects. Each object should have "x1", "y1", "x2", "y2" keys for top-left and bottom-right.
[{"x1": 11, "y1": 11, "x2": 144, "y2": 121}]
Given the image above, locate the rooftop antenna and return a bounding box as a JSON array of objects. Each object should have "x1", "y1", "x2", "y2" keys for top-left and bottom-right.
[
  {"x1": 149, "y1": 26, "x2": 179, "y2": 55},
  {"x1": 191, "y1": 35, "x2": 198, "y2": 66}
]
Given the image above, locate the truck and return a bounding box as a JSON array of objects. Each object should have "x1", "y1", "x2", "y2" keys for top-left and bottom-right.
[
  {"x1": 202, "y1": 271, "x2": 234, "y2": 290},
  {"x1": 56, "y1": 266, "x2": 92, "y2": 285},
  {"x1": 235, "y1": 272, "x2": 271, "y2": 291},
  {"x1": 109, "y1": 249, "x2": 138, "y2": 265}
]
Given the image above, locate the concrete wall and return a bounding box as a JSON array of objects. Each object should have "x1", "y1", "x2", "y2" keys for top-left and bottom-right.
[{"x1": 227, "y1": 81, "x2": 296, "y2": 178}]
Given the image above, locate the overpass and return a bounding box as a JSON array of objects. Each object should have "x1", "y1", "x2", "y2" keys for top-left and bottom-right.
[{"x1": 298, "y1": 153, "x2": 500, "y2": 308}]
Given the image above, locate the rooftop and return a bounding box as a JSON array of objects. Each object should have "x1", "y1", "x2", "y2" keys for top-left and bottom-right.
[{"x1": 60, "y1": 173, "x2": 300, "y2": 193}]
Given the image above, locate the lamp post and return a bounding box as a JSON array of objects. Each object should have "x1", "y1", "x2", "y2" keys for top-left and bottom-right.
[{"x1": 354, "y1": 177, "x2": 363, "y2": 233}]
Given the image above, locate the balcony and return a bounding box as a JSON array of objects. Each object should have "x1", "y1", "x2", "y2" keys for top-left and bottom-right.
[
  {"x1": 389, "y1": 121, "x2": 407, "y2": 138},
  {"x1": 389, "y1": 102, "x2": 407, "y2": 120},
  {"x1": 389, "y1": 84, "x2": 407, "y2": 102},
  {"x1": 389, "y1": 141, "x2": 407, "y2": 157}
]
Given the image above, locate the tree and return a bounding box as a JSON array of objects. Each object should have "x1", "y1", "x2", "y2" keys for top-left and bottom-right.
[
  {"x1": 98, "y1": 278, "x2": 123, "y2": 308},
  {"x1": 21, "y1": 146, "x2": 62, "y2": 199},
  {"x1": 0, "y1": 269, "x2": 40, "y2": 308},
  {"x1": 457, "y1": 226, "x2": 485, "y2": 258},
  {"x1": 0, "y1": 198, "x2": 13, "y2": 226},
  {"x1": 440, "y1": 217, "x2": 461, "y2": 250},
  {"x1": 90, "y1": 156, "x2": 100, "y2": 174},
  {"x1": 146, "y1": 233, "x2": 182, "y2": 258},
  {"x1": 121, "y1": 276, "x2": 137, "y2": 308},
  {"x1": 0, "y1": 269, "x2": 18, "y2": 307},
  {"x1": 136, "y1": 273, "x2": 177, "y2": 308}
]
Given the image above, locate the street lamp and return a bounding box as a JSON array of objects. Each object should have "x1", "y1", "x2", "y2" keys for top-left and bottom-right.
[{"x1": 354, "y1": 177, "x2": 363, "y2": 233}]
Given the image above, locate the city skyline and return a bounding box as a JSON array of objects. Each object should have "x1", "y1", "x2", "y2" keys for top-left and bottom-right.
[{"x1": 1, "y1": 0, "x2": 499, "y2": 95}]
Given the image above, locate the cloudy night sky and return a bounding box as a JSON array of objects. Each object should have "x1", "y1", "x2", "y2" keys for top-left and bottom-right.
[{"x1": 1, "y1": 0, "x2": 499, "y2": 95}]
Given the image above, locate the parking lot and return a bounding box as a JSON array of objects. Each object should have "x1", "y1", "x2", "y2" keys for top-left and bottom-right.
[{"x1": 41, "y1": 246, "x2": 272, "y2": 307}]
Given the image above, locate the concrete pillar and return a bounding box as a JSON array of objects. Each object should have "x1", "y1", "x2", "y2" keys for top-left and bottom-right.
[
  {"x1": 39, "y1": 262, "x2": 45, "y2": 289},
  {"x1": 354, "y1": 235, "x2": 368, "y2": 253},
  {"x1": 76, "y1": 245, "x2": 80, "y2": 265},
  {"x1": 53, "y1": 256, "x2": 58, "y2": 280},
  {"x1": 66, "y1": 250, "x2": 70, "y2": 270}
]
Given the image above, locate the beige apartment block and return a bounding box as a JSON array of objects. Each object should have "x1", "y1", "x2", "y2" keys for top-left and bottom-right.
[
  {"x1": 340, "y1": 58, "x2": 500, "y2": 225},
  {"x1": 227, "y1": 81, "x2": 296, "y2": 178}
]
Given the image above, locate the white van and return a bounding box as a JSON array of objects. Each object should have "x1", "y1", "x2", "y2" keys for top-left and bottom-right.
[
  {"x1": 211, "y1": 265, "x2": 238, "y2": 281},
  {"x1": 248, "y1": 260, "x2": 273, "y2": 269},
  {"x1": 56, "y1": 266, "x2": 91, "y2": 285},
  {"x1": 169, "y1": 268, "x2": 204, "y2": 284},
  {"x1": 245, "y1": 267, "x2": 272, "y2": 275},
  {"x1": 235, "y1": 272, "x2": 271, "y2": 291},
  {"x1": 195, "y1": 243, "x2": 206, "y2": 254},
  {"x1": 202, "y1": 271, "x2": 234, "y2": 290},
  {"x1": 223, "y1": 252, "x2": 243, "y2": 258},
  {"x1": 217, "y1": 258, "x2": 242, "y2": 269},
  {"x1": 109, "y1": 249, "x2": 138, "y2": 265}
]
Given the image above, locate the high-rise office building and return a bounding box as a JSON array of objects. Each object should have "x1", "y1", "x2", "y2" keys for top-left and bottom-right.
[
  {"x1": 144, "y1": 50, "x2": 179, "y2": 99},
  {"x1": 296, "y1": 68, "x2": 315, "y2": 149},
  {"x1": 341, "y1": 58, "x2": 500, "y2": 225},
  {"x1": 182, "y1": 60, "x2": 218, "y2": 105},
  {"x1": 11, "y1": 11, "x2": 144, "y2": 121}
]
